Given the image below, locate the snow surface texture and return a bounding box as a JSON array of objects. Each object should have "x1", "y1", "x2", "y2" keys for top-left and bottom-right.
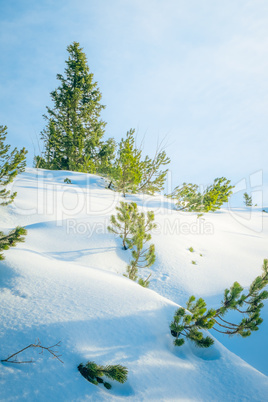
[{"x1": 0, "y1": 168, "x2": 268, "y2": 401}]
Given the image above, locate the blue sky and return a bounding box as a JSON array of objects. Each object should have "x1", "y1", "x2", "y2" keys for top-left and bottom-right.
[{"x1": 0, "y1": 0, "x2": 267, "y2": 204}]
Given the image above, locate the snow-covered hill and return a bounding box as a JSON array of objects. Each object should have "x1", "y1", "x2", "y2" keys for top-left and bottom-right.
[{"x1": 0, "y1": 168, "x2": 268, "y2": 401}]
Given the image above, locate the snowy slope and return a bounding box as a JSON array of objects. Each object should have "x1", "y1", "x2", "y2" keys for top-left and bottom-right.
[{"x1": 0, "y1": 168, "x2": 267, "y2": 401}]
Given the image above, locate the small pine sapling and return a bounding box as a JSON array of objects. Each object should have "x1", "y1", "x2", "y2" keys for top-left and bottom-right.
[
  {"x1": 191, "y1": 261, "x2": 197, "y2": 265},
  {"x1": 108, "y1": 130, "x2": 170, "y2": 196},
  {"x1": 168, "y1": 177, "x2": 234, "y2": 213},
  {"x1": 78, "y1": 361, "x2": 128, "y2": 390},
  {"x1": 170, "y1": 297, "x2": 215, "y2": 348},
  {"x1": 108, "y1": 201, "x2": 138, "y2": 250},
  {"x1": 0, "y1": 227, "x2": 27, "y2": 261},
  {"x1": 189, "y1": 247, "x2": 194, "y2": 253},
  {"x1": 203, "y1": 177, "x2": 234, "y2": 212},
  {"x1": 167, "y1": 183, "x2": 202, "y2": 212},
  {"x1": 137, "y1": 149, "x2": 170, "y2": 195},
  {"x1": 0, "y1": 126, "x2": 27, "y2": 260},
  {"x1": 138, "y1": 273, "x2": 152, "y2": 288},
  {"x1": 0, "y1": 125, "x2": 27, "y2": 205},
  {"x1": 170, "y1": 259, "x2": 268, "y2": 348},
  {"x1": 110, "y1": 130, "x2": 142, "y2": 197},
  {"x1": 127, "y1": 211, "x2": 156, "y2": 285},
  {"x1": 244, "y1": 192, "x2": 253, "y2": 207},
  {"x1": 64, "y1": 178, "x2": 72, "y2": 184}
]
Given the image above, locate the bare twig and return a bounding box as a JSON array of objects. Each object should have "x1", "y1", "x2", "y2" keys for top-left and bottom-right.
[{"x1": 1, "y1": 339, "x2": 63, "y2": 364}]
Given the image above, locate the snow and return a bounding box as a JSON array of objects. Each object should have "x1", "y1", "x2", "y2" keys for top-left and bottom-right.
[{"x1": 0, "y1": 168, "x2": 267, "y2": 401}]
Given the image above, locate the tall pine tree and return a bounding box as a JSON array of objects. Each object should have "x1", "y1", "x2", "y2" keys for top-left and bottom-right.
[{"x1": 36, "y1": 42, "x2": 106, "y2": 172}]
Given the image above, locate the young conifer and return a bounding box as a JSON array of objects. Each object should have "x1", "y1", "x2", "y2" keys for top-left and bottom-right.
[
  {"x1": 126, "y1": 211, "x2": 156, "y2": 285},
  {"x1": 244, "y1": 192, "x2": 253, "y2": 207},
  {"x1": 108, "y1": 129, "x2": 170, "y2": 196},
  {"x1": 111, "y1": 130, "x2": 142, "y2": 197},
  {"x1": 0, "y1": 125, "x2": 27, "y2": 205},
  {"x1": 0, "y1": 227, "x2": 27, "y2": 261},
  {"x1": 78, "y1": 361, "x2": 128, "y2": 390},
  {"x1": 0, "y1": 125, "x2": 27, "y2": 259},
  {"x1": 170, "y1": 259, "x2": 268, "y2": 347},
  {"x1": 168, "y1": 177, "x2": 234, "y2": 213},
  {"x1": 107, "y1": 201, "x2": 138, "y2": 250},
  {"x1": 108, "y1": 202, "x2": 157, "y2": 286},
  {"x1": 137, "y1": 150, "x2": 170, "y2": 195}
]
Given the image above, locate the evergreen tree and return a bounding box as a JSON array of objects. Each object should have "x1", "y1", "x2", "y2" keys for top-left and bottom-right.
[
  {"x1": 0, "y1": 125, "x2": 27, "y2": 259},
  {"x1": 244, "y1": 192, "x2": 253, "y2": 207},
  {"x1": 203, "y1": 177, "x2": 234, "y2": 212},
  {"x1": 137, "y1": 150, "x2": 170, "y2": 195},
  {"x1": 108, "y1": 201, "x2": 157, "y2": 286},
  {"x1": 126, "y1": 211, "x2": 156, "y2": 285},
  {"x1": 170, "y1": 259, "x2": 268, "y2": 348},
  {"x1": 0, "y1": 227, "x2": 27, "y2": 261},
  {"x1": 0, "y1": 125, "x2": 27, "y2": 205},
  {"x1": 36, "y1": 42, "x2": 106, "y2": 172},
  {"x1": 108, "y1": 129, "x2": 170, "y2": 196},
  {"x1": 168, "y1": 177, "x2": 234, "y2": 213},
  {"x1": 95, "y1": 137, "x2": 117, "y2": 176},
  {"x1": 111, "y1": 130, "x2": 142, "y2": 197},
  {"x1": 107, "y1": 201, "x2": 139, "y2": 250},
  {"x1": 78, "y1": 361, "x2": 128, "y2": 389},
  {"x1": 168, "y1": 183, "x2": 202, "y2": 212}
]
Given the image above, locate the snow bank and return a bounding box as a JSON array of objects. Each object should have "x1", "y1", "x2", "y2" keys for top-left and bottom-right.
[{"x1": 0, "y1": 168, "x2": 267, "y2": 401}]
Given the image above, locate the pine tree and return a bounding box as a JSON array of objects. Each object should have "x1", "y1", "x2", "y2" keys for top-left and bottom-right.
[
  {"x1": 111, "y1": 130, "x2": 142, "y2": 197},
  {"x1": 95, "y1": 137, "x2": 117, "y2": 176},
  {"x1": 108, "y1": 202, "x2": 157, "y2": 286},
  {"x1": 0, "y1": 227, "x2": 27, "y2": 261},
  {"x1": 168, "y1": 183, "x2": 202, "y2": 212},
  {"x1": 244, "y1": 192, "x2": 253, "y2": 207},
  {"x1": 0, "y1": 125, "x2": 27, "y2": 205},
  {"x1": 126, "y1": 211, "x2": 156, "y2": 285},
  {"x1": 78, "y1": 361, "x2": 128, "y2": 389},
  {"x1": 107, "y1": 201, "x2": 139, "y2": 250},
  {"x1": 108, "y1": 129, "x2": 170, "y2": 196},
  {"x1": 36, "y1": 42, "x2": 106, "y2": 172},
  {"x1": 137, "y1": 150, "x2": 170, "y2": 195},
  {"x1": 168, "y1": 177, "x2": 234, "y2": 213},
  {"x1": 0, "y1": 125, "x2": 27, "y2": 259},
  {"x1": 203, "y1": 177, "x2": 234, "y2": 212},
  {"x1": 170, "y1": 259, "x2": 268, "y2": 348}
]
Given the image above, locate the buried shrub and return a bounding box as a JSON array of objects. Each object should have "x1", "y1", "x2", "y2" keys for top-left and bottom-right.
[
  {"x1": 170, "y1": 259, "x2": 268, "y2": 348},
  {"x1": 78, "y1": 361, "x2": 128, "y2": 389},
  {"x1": 64, "y1": 177, "x2": 72, "y2": 184}
]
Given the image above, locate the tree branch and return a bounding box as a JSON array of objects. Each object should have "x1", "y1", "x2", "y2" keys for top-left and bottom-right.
[{"x1": 1, "y1": 340, "x2": 63, "y2": 364}]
